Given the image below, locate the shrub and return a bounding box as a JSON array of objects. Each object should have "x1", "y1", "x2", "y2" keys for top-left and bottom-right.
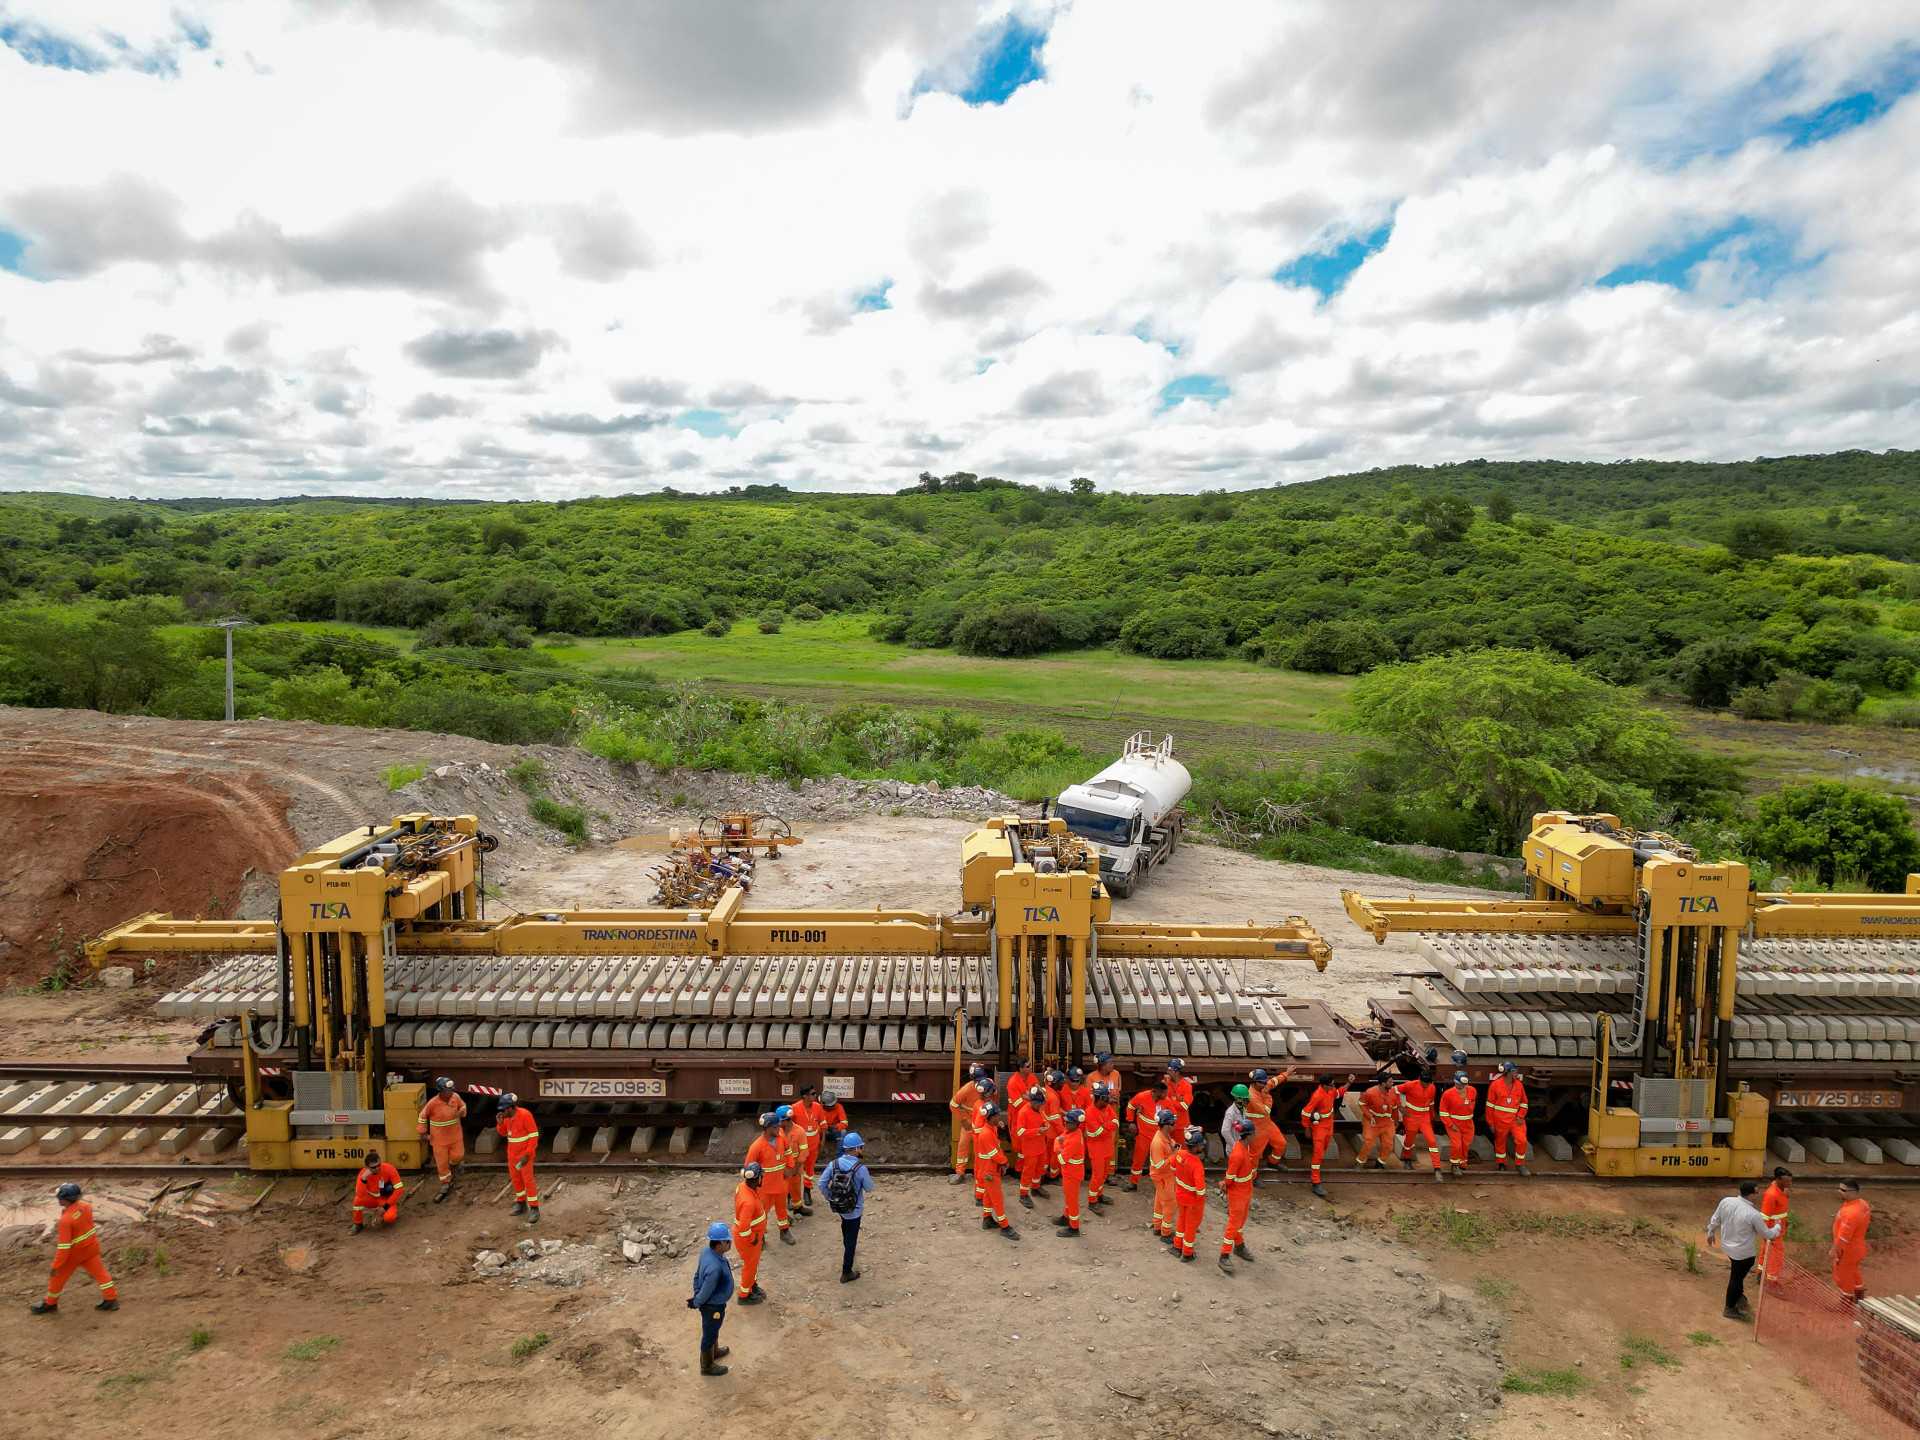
[
  {"x1": 1726, "y1": 516, "x2": 1792, "y2": 560},
  {"x1": 790, "y1": 602, "x2": 823, "y2": 621},
  {"x1": 1119, "y1": 605, "x2": 1227, "y2": 660},
  {"x1": 954, "y1": 603, "x2": 1063, "y2": 657},
  {"x1": 1879, "y1": 702, "x2": 1920, "y2": 729},
  {"x1": 757, "y1": 610, "x2": 784, "y2": 634},
  {"x1": 1669, "y1": 637, "x2": 1778, "y2": 708},
  {"x1": 1274, "y1": 618, "x2": 1398, "y2": 674},
  {"x1": 1743, "y1": 781, "x2": 1920, "y2": 890},
  {"x1": 1729, "y1": 670, "x2": 1813, "y2": 721},
  {"x1": 1799, "y1": 678, "x2": 1864, "y2": 721},
  {"x1": 530, "y1": 798, "x2": 589, "y2": 845},
  {"x1": 510, "y1": 1332, "x2": 551, "y2": 1360},
  {"x1": 416, "y1": 608, "x2": 532, "y2": 650},
  {"x1": 382, "y1": 762, "x2": 425, "y2": 790},
  {"x1": 702, "y1": 618, "x2": 729, "y2": 637},
  {"x1": 388, "y1": 687, "x2": 571, "y2": 745}
]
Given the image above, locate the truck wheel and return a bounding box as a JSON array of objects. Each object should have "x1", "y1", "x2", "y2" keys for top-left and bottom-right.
[{"x1": 1110, "y1": 878, "x2": 1133, "y2": 899}]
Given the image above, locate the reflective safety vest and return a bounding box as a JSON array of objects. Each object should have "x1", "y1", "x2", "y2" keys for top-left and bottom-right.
[
  {"x1": 1150, "y1": 1130, "x2": 1176, "y2": 1175},
  {"x1": 950, "y1": 1082, "x2": 980, "y2": 1120},
  {"x1": 733, "y1": 1182, "x2": 767, "y2": 1244},
  {"x1": 56, "y1": 1202, "x2": 98, "y2": 1253},
  {"x1": 1360, "y1": 1085, "x2": 1398, "y2": 1126},
  {"x1": 497, "y1": 1108, "x2": 539, "y2": 1148},
  {"x1": 1246, "y1": 1084, "x2": 1274, "y2": 1121},
  {"x1": 1225, "y1": 1143, "x2": 1256, "y2": 1189},
  {"x1": 419, "y1": 1093, "x2": 466, "y2": 1135},
  {"x1": 1486, "y1": 1077, "x2": 1528, "y2": 1121},
  {"x1": 1439, "y1": 1087, "x2": 1478, "y2": 1125},
  {"x1": 1128, "y1": 1091, "x2": 1162, "y2": 1133},
  {"x1": 1172, "y1": 1150, "x2": 1207, "y2": 1200},
  {"x1": 745, "y1": 1134, "x2": 786, "y2": 1180},
  {"x1": 798, "y1": 1100, "x2": 823, "y2": 1141},
  {"x1": 1301, "y1": 1086, "x2": 1341, "y2": 1127},
  {"x1": 1083, "y1": 1103, "x2": 1115, "y2": 1146},
  {"x1": 1396, "y1": 1081, "x2": 1436, "y2": 1118},
  {"x1": 972, "y1": 1124, "x2": 1005, "y2": 1172},
  {"x1": 1059, "y1": 1130, "x2": 1087, "y2": 1170}
]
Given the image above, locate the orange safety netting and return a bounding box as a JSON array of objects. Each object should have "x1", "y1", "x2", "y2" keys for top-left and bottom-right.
[{"x1": 1755, "y1": 1236, "x2": 1920, "y2": 1439}]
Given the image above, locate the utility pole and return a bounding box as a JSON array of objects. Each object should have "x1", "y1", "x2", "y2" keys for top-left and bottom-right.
[
  {"x1": 1828, "y1": 747, "x2": 1861, "y2": 781},
  {"x1": 207, "y1": 617, "x2": 254, "y2": 722}
]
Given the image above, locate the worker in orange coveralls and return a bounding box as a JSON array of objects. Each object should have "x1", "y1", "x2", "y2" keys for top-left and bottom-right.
[
  {"x1": 1162, "y1": 1058, "x2": 1194, "y2": 1133},
  {"x1": 971, "y1": 1102, "x2": 1021, "y2": 1241},
  {"x1": 494, "y1": 1092, "x2": 541, "y2": 1224},
  {"x1": 1063, "y1": 1066, "x2": 1093, "y2": 1114},
  {"x1": 1013, "y1": 1086, "x2": 1051, "y2": 1208},
  {"x1": 417, "y1": 1076, "x2": 467, "y2": 1200},
  {"x1": 1041, "y1": 1070, "x2": 1068, "y2": 1179},
  {"x1": 777, "y1": 1105, "x2": 810, "y2": 1218},
  {"x1": 1354, "y1": 1075, "x2": 1401, "y2": 1171},
  {"x1": 733, "y1": 1161, "x2": 769, "y2": 1305},
  {"x1": 29, "y1": 1182, "x2": 117, "y2": 1314},
  {"x1": 1832, "y1": 1178, "x2": 1872, "y2": 1305},
  {"x1": 1246, "y1": 1067, "x2": 1290, "y2": 1180},
  {"x1": 1219, "y1": 1119, "x2": 1257, "y2": 1273},
  {"x1": 1126, "y1": 1079, "x2": 1167, "y2": 1190},
  {"x1": 1054, "y1": 1109, "x2": 1088, "y2": 1237},
  {"x1": 795, "y1": 1085, "x2": 826, "y2": 1211},
  {"x1": 1485, "y1": 1061, "x2": 1532, "y2": 1175},
  {"x1": 1170, "y1": 1125, "x2": 1208, "y2": 1261},
  {"x1": 816, "y1": 1092, "x2": 850, "y2": 1170},
  {"x1": 744, "y1": 1112, "x2": 792, "y2": 1243},
  {"x1": 1439, "y1": 1071, "x2": 1478, "y2": 1179},
  {"x1": 1301, "y1": 1072, "x2": 1352, "y2": 1199},
  {"x1": 1005, "y1": 1057, "x2": 1038, "y2": 1110},
  {"x1": 1759, "y1": 1167, "x2": 1792, "y2": 1287},
  {"x1": 949, "y1": 1065, "x2": 989, "y2": 1184},
  {"x1": 1397, "y1": 1068, "x2": 1443, "y2": 1179},
  {"x1": 1084, "y1": 1083, "x2": 1118, "y2": 1208},
  {"x1": 1149, "y1": 1108, "x2": 1180, "y2": 1240},
  {"x1": 350, "y1": 1152, "x2": 405, "y2": 1234}
]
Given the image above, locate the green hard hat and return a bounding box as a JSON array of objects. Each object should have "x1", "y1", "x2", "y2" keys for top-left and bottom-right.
[{"x1": 1231, "y1": 1084, "x2": 1250, "y2": 1101}]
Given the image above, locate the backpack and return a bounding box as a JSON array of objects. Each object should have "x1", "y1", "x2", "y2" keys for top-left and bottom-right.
[{"x1": 826, "y1": 1162, "x2": 862, "y2": 1215}]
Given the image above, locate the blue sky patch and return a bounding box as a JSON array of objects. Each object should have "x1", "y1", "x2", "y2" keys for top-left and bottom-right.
[
  {"x1": 853, "y1": 282, "x2": 892, "y2": 313},
  {"x1": 1, "y1": 20, "x2": 107, "y2": 71},
  {"x1": 1597, "y1": 216, "x2": 1813, "y2": 297},
  {"x1": 959, "y1": 15, "x2": 1047, "y2": 105},
  {"x1": 0, "y1": 230, "x2": 25, "y2": 274},
  {"x1": 1768, "y1": 46, "x2": 1920, "y2": 148},
  {"x1": 1274, "y1": 222, "x2": 1393, "y2": 300},
  {"x1": 676, "y1": 409, "x2": 742, "y2": 439},
  {"x1": 1158, "y1": 375, "x2": 1229, "y2": 412}
]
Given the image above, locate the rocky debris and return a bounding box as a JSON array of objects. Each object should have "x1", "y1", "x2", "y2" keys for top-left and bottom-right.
[
  {"x1": 99, "y1": 966, "x2": 136, "y2": 989},
  {"x1": 512, "y1": 1242, "x2": 608, "y2": 1290},
  {"x1": 620, "y1": 1240, "x2": 645, "y2": 1264},
  {"x1": 615, "y1": 1221, "x2": 681, "y2": 1261},
  {"x1": 472, "y1": 1249, "x2": 510, "y2": 1274}
]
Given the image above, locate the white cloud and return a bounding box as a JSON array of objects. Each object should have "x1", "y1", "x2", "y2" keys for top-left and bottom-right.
[{"x1": 0, "y1": 0, "x2": 1917, "y2": 497}]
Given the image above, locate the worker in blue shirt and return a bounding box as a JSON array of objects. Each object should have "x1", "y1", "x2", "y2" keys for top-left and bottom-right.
[
  {"x1": 688, "y1": 1221, "x2": 736, "y2": 1376},
  {"x1": 817, "y1": 1131, "x2": 876, "y2": 1283}
]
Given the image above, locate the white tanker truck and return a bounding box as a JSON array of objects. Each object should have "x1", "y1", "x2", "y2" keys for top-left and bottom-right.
[{"x1": 1050, "y1": 731, "x2": 1191, "y2": 898}]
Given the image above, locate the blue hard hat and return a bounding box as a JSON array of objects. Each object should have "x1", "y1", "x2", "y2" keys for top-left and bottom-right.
[
  {"x1": 1047, "y1": 1070, "x2": 1065, "y2": 1086},
  {"x1": 1095, "y1": 1052, "x2": 1112, "y2": 1064},
  {"x1": 56, "y1": 1182, "x2": 80, "y2": 1203},
  {"x1": 1064, "y1": 1109, "x2": 1084, "y2": 1126},
  {"x1": 1092, "y1": 1083, "x2": 1110, "y2": 1099},
  {"x1": 1067, "y1": 1067, "x2": 1084, "y2": 1081},
  {"x1": 436, "y1": 1076, "x2": 456, "y2": 1092},
  {"x1": 1233, "y1": 1120, "x2": 1256, "y2": 1137},
  {"x1": 760, "y1": 1111, "x2": 781, "y2": 1127},
  {"x1": 741, "y1": 1161, "x2": 763, "y2": 1181},
  {"x1": 498, "y1": 1092, "x2": 518, "y2": 1107},
  {"x1": 707, "y1": 1222, "x2": 732, "y2": 1242},
  {"x1": 1249, "y1": 1068, "x2": 1269, "y2": 1083},
  {"x1": 775, "y1": 1105, "x2": 792, "y2": 1120},
  {"x1": 970, "y1": 1063, "x2": 988, "y2": 1079},
  {"x1": 1027, "y1": 1088, "x2": 1048, "y2": 1106},
  {"x1": 1451, "y1": 1050, "x2": 1467, "y2": 1067},
  {"x1": 1454, "y1": 1070, "x2": 1472, "y2": 1085},
  {"x1": 841, "y1": 1131, "x2": 865, "y2": 1150},
  {"x1": 1156, "y1": 1108, "x2": 1176, "y2": 1127},
  {"x1": 980, "y1": 1101, "x2": 1001, "y2": 1120},
  {"x1": 1165, "y1": 1058, "x2": 1185, "y2": 1072},
  {"x1": 1499, "y1": 1060, "x2": 1517, "y2": 1074},
  {"x1": 1423, "y1": 1046, "x2": 1439, "y2": 1064},
  {"x1": 978, "y1": 1076, "x2": 996, "y2": 1091},
  {"x1": 1184, "y1": 1126, "x2": 1206, "y2": 1149}
]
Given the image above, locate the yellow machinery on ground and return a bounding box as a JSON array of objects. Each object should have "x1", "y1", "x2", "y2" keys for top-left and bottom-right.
[
  {"x1": 91, "y1": 812, "x2": 1338, "y2": 1172},
  {"x1": 1345, "y1": 812, "x2": 1920, "y2": 1178}
]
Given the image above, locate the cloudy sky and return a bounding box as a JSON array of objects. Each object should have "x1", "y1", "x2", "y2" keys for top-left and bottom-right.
[{"x1": 2, "y1": 1, "x2": 1918, "y2": 498}]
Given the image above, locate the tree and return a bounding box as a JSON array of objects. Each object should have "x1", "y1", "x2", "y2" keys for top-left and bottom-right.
[
  {"x1": 1725, "y1": 516, "x2": 1792, "y2": 560},
  {"x1": 0, "y1": 604, "x2": 189, "y2": 712},
  {"x1": 1273, "y1": 618, "x2": 1397, "y2": 674},
  {"x1": 1343, "y1": 648, "x2": 1682, "y2": 852},
  {"x1": 1667, "y1": 637, "x2": 1777, "y2": 708},
  {"x1": 1486, "y1": 489, "x2": 1515, "y2": 526},
  {"x1": 1743, "y1": 781, "x2": 1920, "y2": 890},
  {"x1": 1069, "y1": 476, "x2": 1095, "y2": 495},
  {"x1": 1419, "y1": 493, "x2": 1475, "y2": 543}
]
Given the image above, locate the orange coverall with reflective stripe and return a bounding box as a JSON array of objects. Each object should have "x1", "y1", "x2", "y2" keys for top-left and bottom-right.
[
  {"x1": 1149, "y1": 1128, "x2": 1178, "y2": 1236},
  {"x1": 1246, "y1": 1079, "x2": 1285, "y2": 1170},
  {"x1": 1221, "y1": 1140, "x2": 1256, "y2": 1254},
  {"x1": 353, "y1": 1161, "x2": 405, "y2": 1225},
  {"x1": 1439, "y1": 1084, "x2": 1477, "y2": 1169},
  {"x1": 733, "y1": 1180, "x2": 767, "y2": 1292},
  {"x1": 44, "y1": 1200, "x2": 115, "y2": 1306},
  {"x1": 1355, "y1": 1084, "x2": 1400, "y2": 1165},
  {"x1": 950, "y1": 1081, "x2": 982, "y2": 1172},
  {"x1": 1083, "y1": 1100, "x2": 1117, "y2": 1201},
  {"x1": 417, "y1": 1092, "x2": 467, "y2": 1182},
  {"x1": 782, "y1": 1121, "x2": 807, "y2": 1208},
  {"x1": 1012, "y1": 1100, "x2": 1049, "y2": 1197},
  {"x1": 1164, "y1": 1075, "x2": 1194, "y2": 1134},
  {"x1": 1760, "y1": 1182, "x2": 1790, "y2": 1282},
  {"x1": 1300, "y1": 1084, "x2": 1342, "y2": 1184},
  {"x1": 1484, "y1": 1075, "x2": 1529, "y2": 1163},
  {"x1": 796, "y1": 1100, "x2": 825, "y2": 1196},
  {"x1": 1834, "y1": 1198, "x2": 1871, "y2": 1298},
  {"x1": 498, "y1": 1106, "x2": 540, "y2": 1206},
  {"x1": 1128, "y1": 1090, "x2": 1162, "y2": 1179},
  {"x1": 972, "y1": 1122, "x2": 1013, "y2": 1227},
  {"x1": 1171, "y1": 1149, "x2": 1207, "y2": 1256},
  {"x1": 1058, "y1": 1128, "x2": 1087, "y2": 1230},
  {"x1": 1396, "y1": 1080, "x2": 1441, "y2": 1170},
  {"x1": 744, "y1": 1134, "x2": 789, "y2": 1230},
  {"x1": 1042, "y1": 1086, "x2": 1066, "y2": 1176}
]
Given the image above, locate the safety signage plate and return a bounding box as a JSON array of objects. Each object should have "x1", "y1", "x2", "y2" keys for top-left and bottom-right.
[
  {"x1": 539, "y1": 1078, "x2": 666, "y2": 1099},
  {"x1": 822, "y1": 1076, "x2": 855, "y2": 1099},
  {"x1": 891, "y1": 1091, "x2": 927, "y2": 1101},
  {"x1": 717, "y1": 1078, "x2": 752, "y2": 1095},
  {"x1": 1773, "y1": 1088, "x2": 1905, "y2": 1110}
]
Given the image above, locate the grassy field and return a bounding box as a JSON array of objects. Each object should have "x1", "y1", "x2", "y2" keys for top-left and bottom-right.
[{"x1": 552, "y1": 614, "x2": 1354, "y2": 730}]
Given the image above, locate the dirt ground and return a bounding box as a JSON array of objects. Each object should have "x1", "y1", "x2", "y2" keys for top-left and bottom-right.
[{"x1": 0, "y1": 1164, "x2": 1891, "y2": 1440}]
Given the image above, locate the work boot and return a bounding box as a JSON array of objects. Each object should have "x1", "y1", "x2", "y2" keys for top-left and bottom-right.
[
  {"x1": 1091, "y1": 1195, "x2": 1111, "y2": 1208},
  {"x1": 435, "y1": 1183, "x2": 453, "y2": 1204},
  {"x1": 739, "y1": 1285, "x2": 766, "y2": 1305},
  {"x1": 1056, "y1": 1227, "x2": 1081, "y2": 1239},
  {"x1": 840, "y1": 1269, "x2": 861, "y2": 1283},
  {"x1": 1123, "y1": 1179, "x2": 1139, "y2": 1192},
  {"x1": 1372, "y1": 1161, "x2": 1387, "y2": 1170},
  {"x1": 1052, "y1": 1215, "x2": 1072, "y2": 1227},
  {"x1": 1403, "y1": 1157, "x2": 1415, "y2": 1171},
  {"x1": 511, "y1": 1200, "x2": 527, "y2": 1216},
  {"x1": 1001, "y1": 1226, "x2": 1021, "y2": 1241},
  {"x1": 95, "y1": 1298, "x2": 118, "y2": 1312},
  {"x1": 1495, "y1": 1161, "x2": 1507, "y2": 1172},
  {"x1": 795, "y1": 1204, "x2": 813, "y2": 1217},
  {"x1": 1517, "y1": 1164, "x2": 1532, "y2": 1176},
  {"x1": 526, "y1": 1207, "x2": 540, "y2": 1226},
  {"x1": 713, "y1": 1345, "x2": 730, "y2": 1360},
  {"x1": 1031, "y1": 1188, "x2": 1051, "y2": 1202},
  {"x1": 1234, "y1": 1243, "x2": 1255, "y2": 1262},
  {"x1": 983, "y1": 1216, "x2": 999, "y2": 1231},
  {"x1": 1218, "y1": 1254, "x2": 1234, "y2": 1273},
  {"x1": 950, "y1": 1171, "x2": 969, "y2": 1185},
  {"x1": 700, "y1": 1346, "x2": 729, "y2": 1376},
  {"x1": 1180, "y1": 1252, "x2": 1195, "y2": 1263},
  {"x1": 1722, "y1": 1306, "x2": 1746, "y2": 1321},
  {"x1": 28, "y1": 1301, "x2": 55, "y2": 1315},
  {"x1": 1433, "y1": 1170, "x2": 1444, "y2": 1183},
  {"x1": 779, "y1": 1227, "x2": 796, "y2": 1245},
  {"x1": 350, "y1": 1223, "x2": 364, "y2": 1235},
  {"x1": 1019, "y1": 1194, "x2": 1034, "y2": 1210},
  {"x1": 1354, "y1": 1158, "x2": 1368, "y2": 1170},
  {"x1": 1311, "y1": 1184, "x2": 1329, "y2": 1199}
]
